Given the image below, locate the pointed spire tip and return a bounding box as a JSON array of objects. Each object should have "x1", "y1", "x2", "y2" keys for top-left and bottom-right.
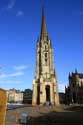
[{"x1": 40, "y1": 7, "x2": 48, "y2": 37}]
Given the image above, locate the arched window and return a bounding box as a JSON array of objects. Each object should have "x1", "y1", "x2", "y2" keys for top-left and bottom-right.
[
  {"x1": 45, "y1": 54, "x2": 47, "y2": 64},
  {"x1": 45, "y1": 45, "x2": 47, "y2": 49},
  {"x1": 45, "y1": 58, "x2": 47, "y2": 62},
  {"x1": 45, "y1": 44, "x2": 48, "y2": 50},
  {"x1": 45, "y1": 53, "x2": 47, "y2": 58}
]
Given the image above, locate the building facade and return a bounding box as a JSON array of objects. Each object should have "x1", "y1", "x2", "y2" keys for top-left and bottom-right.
[
  {"x1": 23, "y1": 89, "x2": 32, "y2": 104},
  {"x1": 65, "y1": 70, "x2": 83, "y2": 104},
  {"x1": 59, "y1": 93, "x2": 65, "y2": 104},
  {"x1": 32, "y1": 8, "x2": 59, "y2": 105},
  {"x1": 7, "y1": 89, "x2": 23, "y2": 103}
]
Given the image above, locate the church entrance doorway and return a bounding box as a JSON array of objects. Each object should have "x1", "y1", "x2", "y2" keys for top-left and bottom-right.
[
  {"x1": 45, "y1": 85, "x2": 50, "y2": 102},
  {"x1": 37, "y1": 85, "x2": 40, "y2": 104}
]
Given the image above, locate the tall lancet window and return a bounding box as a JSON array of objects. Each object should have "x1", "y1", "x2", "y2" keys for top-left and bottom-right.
[
  {"x1": 45, "y1": 53, "x2": 47, "y2": 65},
  {"x1": 45, "y1": 45, "x2": 47, "y2": 50},
  {"x1": 45, "y1": 53, "x2": 47, "y2": 58},
  {"x1": 45, "y1": 44, "x2": 48, "y2": 50}
]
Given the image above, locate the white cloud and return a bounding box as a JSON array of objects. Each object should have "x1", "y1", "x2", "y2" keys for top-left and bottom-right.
[
  {"x1": 0, "y1": 80, "x2": 21, "y2": 84},
  {"x1": 0, "y1": 71, "x2": 24, "y2": 78},
  {"x1": 0, "y1": 73, "x2": 6, "y2": 78},
  {"x1": 16, "y1": 11, "x2": 24, "y2": 17},
  {"x1": 0, "y1": 65, "x2": 3, "y2": 69},
  {"x1": 72, "y1": 10, "x2": 83, "y2": 16},
  {"x1": 1, "y1": 0, "x2": 16, "y2": 11},
  {"x1": 7, "y1": 0, "x2": 16, "y2": 10},
  {"x1": 58, "y1": 83, "x2": 65, "y2": 93},
  {"x1": 14, "y1": 65, "x2": 28, "y2": 70},
  {"x1": 80, "y1": 11, "x2": 83, "y2": 15},
  {"x1": 10, "y1": 72, "x2": 24, "y2": 77},
  {"x1": 0, "y1": 0, "x2": 24, "y2": 17}
]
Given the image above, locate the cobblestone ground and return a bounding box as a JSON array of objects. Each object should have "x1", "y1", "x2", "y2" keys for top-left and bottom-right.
[
  {"x1": 6, "y1": 106, "x2": 33, "y2": 125},
  {"x1": 6, "y1": 105, "x2": 83, "y2": 125}
]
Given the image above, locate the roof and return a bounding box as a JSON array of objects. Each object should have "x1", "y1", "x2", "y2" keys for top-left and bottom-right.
[{"x1": 78, "y1": 73, "x2": 83, "y2": 79}]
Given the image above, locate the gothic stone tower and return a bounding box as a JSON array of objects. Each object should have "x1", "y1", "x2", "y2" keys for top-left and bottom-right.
[{"x1": 32, "y1": 8, "x2": 59, "y2": 105}]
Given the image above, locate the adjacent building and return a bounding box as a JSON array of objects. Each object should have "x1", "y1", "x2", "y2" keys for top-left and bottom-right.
[
  {"x1": 0, "y1": 88, "x2": 7, "y2": 125},
  {"x1": 23, "y1": 89, "x2": 32, "y2": 104},
  {"x1": 32, "y1": 8, "x2": 59, "y2": 105},
  {"x1": 59, "y1": 93, "x2": 65, "y2": 104},
  {"x1": 7, "y1": 89, "x2": 23, "y2": 103},
  {"x1": 65, "y1": 70, "x2": 83, "y2": 104}
]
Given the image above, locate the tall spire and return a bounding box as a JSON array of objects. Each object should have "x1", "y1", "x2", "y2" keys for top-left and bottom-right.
[
  {"x1": 75, "y1": 68, "x2": 78, "y2": 74},
  {"x1": 41, "y1": 7, "x2": 48, "y2": 38}
]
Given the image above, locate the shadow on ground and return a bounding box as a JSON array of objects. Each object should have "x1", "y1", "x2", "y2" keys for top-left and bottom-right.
[
  {"x1": 65, "y1": 105, "x2": 83, "y2": 112},
  {"x1": 28, "y1": 106, "x2": 83, "y2": 125}
]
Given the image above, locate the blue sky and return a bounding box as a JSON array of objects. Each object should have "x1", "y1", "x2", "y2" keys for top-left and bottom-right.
[{"x1": 0, "y1": 0, "x2": 83, "y2": 92}]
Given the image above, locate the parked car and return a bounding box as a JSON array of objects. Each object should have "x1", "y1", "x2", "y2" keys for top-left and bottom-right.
[{"x1": 18, "y1": 113, "x2": 30, "y2": 124}]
